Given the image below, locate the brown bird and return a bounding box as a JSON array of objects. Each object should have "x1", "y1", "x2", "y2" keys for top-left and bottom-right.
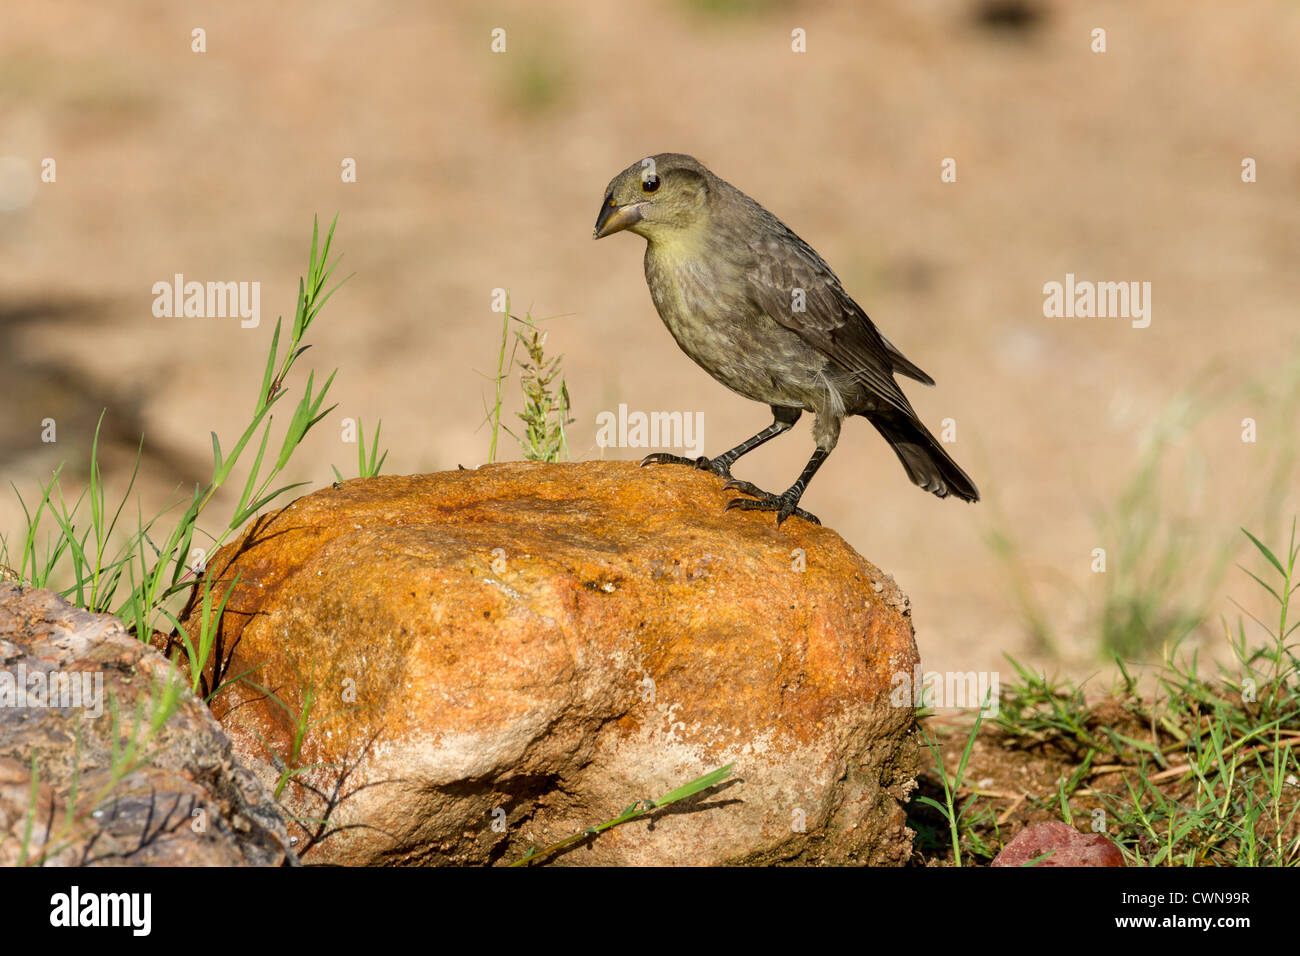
[{"x1": 594, "y1": 152, "x2": 978, "y2": 526}]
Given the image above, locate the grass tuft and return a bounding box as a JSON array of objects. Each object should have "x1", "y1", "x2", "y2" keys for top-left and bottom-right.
[
  {"x1": 916, "y1": 520, "x2": 1300, "y2": 866},
  {"x1": 0, "y1": 214, "x2": 351, "y2": 646},
  {"x1": 480, "y1": 296, "x2": 574, "y2": 464}
]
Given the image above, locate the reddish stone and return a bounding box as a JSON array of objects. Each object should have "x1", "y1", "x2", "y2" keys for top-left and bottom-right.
[{"x1": 993, "y1": 821, "x2": 1125, "y2": 867}]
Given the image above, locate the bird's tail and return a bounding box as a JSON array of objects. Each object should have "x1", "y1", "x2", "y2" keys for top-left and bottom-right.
[{"x1": 863, "y1": 409, "x2": 980, "y2": 503}]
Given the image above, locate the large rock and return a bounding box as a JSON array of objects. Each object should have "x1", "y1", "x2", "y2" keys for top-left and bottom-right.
[
  {"x1": 176, "y1": 462, "x2": 921, "y2": 865},
  {"x1": 0, "y1": 584, "x2": 294, "y2": 866}
]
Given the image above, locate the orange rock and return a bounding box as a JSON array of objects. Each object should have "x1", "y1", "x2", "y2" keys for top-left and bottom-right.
[{"x1": 179, "y1": 461, "x2": 921, "y2": 865}]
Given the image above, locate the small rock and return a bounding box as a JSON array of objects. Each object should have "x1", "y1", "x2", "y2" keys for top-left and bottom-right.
[
  {"x1": 992, "y1": 821, "x2": 1125, "y2": 867},
  {"x1": 0, "y1": 584, "x2": 295, "y2": 866}
]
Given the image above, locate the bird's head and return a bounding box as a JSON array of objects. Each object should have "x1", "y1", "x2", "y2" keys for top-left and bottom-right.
[{"x1": 593, "y1": 153, "x2": 711, "y2": 242}]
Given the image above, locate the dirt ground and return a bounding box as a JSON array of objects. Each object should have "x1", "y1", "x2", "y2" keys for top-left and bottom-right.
[{"x1": 2, "y1": 0, "x2": 1298, "y2": 683}]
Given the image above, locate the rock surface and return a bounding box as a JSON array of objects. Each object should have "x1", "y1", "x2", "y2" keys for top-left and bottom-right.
[
  {"x1": 991, "y1": 821, "x2": 1125, "y2": 867},
  {"x1": 0, "y1": 583, "x2": 295, "y2": 866},
  {"x1": 178, "y1": 461, "x2": 921, "y2": 865}
]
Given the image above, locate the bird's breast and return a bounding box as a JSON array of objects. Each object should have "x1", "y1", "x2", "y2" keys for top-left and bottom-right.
[
  {"x1": 643, "y1": 247, "x2": 740, "y2": 357},
  {"x1": 641, "y1": 242, "x2": 833, "y2": 411}
]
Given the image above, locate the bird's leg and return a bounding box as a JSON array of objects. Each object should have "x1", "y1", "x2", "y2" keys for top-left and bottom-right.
[
  {"x1": 641, "y1": 406, "x2": 800, "y2": 480},
  {"x1": 725, "y1": 447, "x2": 829, "y2": 527}
]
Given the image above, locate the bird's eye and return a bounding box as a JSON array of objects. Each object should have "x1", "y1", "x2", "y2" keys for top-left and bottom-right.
[{"x1": 642, "y1": 174, "x2": 660, "y2": 193}]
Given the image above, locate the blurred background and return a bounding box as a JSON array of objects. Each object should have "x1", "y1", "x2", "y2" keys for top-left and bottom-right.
[{"x1": 2, "y1": 0, "x2": 1298, "y2": 682}]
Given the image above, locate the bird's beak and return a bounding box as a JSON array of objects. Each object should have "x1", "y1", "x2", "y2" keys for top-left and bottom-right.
[{"x1": 594, "y1": 196, "x2": 645, "y2": 239}]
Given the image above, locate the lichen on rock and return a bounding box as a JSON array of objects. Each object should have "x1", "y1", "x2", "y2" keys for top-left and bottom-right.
[{"x1": 177, "y1": 461, "x2": 921, "y2": 865}]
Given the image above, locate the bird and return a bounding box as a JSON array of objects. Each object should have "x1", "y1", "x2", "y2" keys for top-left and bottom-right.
[{"x1": 593, "y1": 152, "x2": 979, "y2": 526}]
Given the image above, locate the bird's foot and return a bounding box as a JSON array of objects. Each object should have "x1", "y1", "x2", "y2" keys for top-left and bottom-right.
[
  {"x1": 722, "y1": 480, "x2": 820, "y2": 527},
  {"x1": 640, "y1": 452, "x2": 733, "y2": 480}
]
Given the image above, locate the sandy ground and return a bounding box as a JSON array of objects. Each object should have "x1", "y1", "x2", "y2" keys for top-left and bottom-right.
[{"x1": 2, "y1": 0, "x2": 1298, "y2": 683}]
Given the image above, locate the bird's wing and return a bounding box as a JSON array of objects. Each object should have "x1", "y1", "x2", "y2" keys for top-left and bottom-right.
[
  {"x1": 877, "y1": 332, "x2": 935, "y2": 386},
  {"x1": 743, "y1": 230, "x2": 920, "y2": 416}
]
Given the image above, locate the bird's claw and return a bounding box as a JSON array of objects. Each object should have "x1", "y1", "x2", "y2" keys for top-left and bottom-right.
[
  {"x1": 724, "y1": 488, "x2": 821, "y2": 527},
  {"x1": 640, "y1": 453, "x2": 733, "y2": 480},
  {"x1": 643, "y1": 455, "x2": 818, "y2": 524}
]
